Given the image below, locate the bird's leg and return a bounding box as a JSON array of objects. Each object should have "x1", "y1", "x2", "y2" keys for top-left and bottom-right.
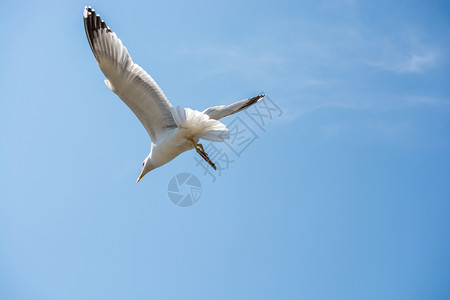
[
  {"x1": 194, "y1": 143, "x2": 217, "y2": 170},
  {"x1": 194, "y1": 142, "x2": 216, "y2": 170},
  {"x1": 188, "y1": 137, "x2": 217, "y2": 170}
]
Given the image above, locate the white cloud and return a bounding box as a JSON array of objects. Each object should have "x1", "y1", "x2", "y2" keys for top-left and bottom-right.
[
  {"x1": 368, "y1": 52, "x2": 436, "y2": 73},
  {"x1": 397, "y1": 53, "x2": 435, "y2": 73},
  {"x1": 403, "y1": 95, "x2": 450, "y2": 108},
  {"x1": 320, "y1": 119, "x2": 413, "y2": 140},
  {"x1": 168, "y1": 43, "x2": 284, "y2": 82},
  {"x1": 364, "y1": 29, "x2": 440, "y2": 74}
]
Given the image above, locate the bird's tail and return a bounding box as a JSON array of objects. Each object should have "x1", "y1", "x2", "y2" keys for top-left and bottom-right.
[{"x1": 170, "y1": 106, "x2": 229, "y2": 142}]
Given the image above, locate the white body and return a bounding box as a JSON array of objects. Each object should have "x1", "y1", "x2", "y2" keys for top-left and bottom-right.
[{"x1": 145, "y1": 106, "x2": 228, "y2": 172}]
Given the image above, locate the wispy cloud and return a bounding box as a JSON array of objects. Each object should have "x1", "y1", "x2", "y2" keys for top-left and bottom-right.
[
  {"x1": 320, "y1": 119, "x2": 413, "y2": 140},
  {"x1": 368, "y1": 52, "x2": 436, "y2": 73},
  {"x1": 364, "y1": 30, "x2": 439, "y2": 74},
  {"x1": 169, "y1": 43, "x2": 284, "y2": 83},
  {"x1": 405, "y1": 95, "x2": 450, "y2": 107},
  {"x1": 279, "y1": 92, "x2": 450, "y2": 128},
  {"x1": 397, "y1": 53, "x2": 435, "y2": 73}
]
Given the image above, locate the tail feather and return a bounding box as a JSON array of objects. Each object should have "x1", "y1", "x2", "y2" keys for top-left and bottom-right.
[{"x1": 170, "y1": 106, "x2": 228, "y2": 142}]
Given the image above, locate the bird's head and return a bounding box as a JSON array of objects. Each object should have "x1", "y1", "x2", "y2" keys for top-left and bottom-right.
[{"x1": 136, "y1": 156, "x2": 155, "y2": 182}]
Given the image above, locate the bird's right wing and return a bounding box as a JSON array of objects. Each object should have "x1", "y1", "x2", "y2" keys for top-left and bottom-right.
[
  {"x1": 84, "y1": 6, "x2": 177, "y2": 142},
  {"x1": 203, "y1": 95, "x2": 265, "y2": 120}
]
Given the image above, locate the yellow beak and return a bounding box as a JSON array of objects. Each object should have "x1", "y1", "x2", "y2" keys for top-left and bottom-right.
[{"x1": 136, "y1": 170, "x2": 144, "y2": 183}]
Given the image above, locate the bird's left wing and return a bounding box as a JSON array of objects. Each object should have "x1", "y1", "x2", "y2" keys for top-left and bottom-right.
[{"x1": 83, "y1": 6, "x2": 177, "y2": 142}]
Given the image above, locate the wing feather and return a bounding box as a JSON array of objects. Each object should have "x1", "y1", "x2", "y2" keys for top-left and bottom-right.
[
  {"x1": 203, "y1": 95, "x2": 265, "y2": 120},
  {"x1": 84, "y1": 6, "x2": 176, "y2": 142}
]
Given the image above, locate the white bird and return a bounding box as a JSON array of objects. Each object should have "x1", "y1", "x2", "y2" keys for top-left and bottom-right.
[{"x1": 83, "y1": 6, "x2": 264, "y2": 182}]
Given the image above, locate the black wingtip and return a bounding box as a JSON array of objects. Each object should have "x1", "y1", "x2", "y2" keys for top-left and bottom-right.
[
  {"x1": 84, "y1": 6, "x2": 111, "y2": 32},
  {"x1": 238, "y1": 94, "x2": 265, "y2": 112},
  {"x1": 250, "y1": 94, "x2": 266, "y2": 102},
  {"x1": 84, "y1": 6, "x2": 113, "y2": 58},
  {"x1": 83, "y1": 6, "x2": 93, "y2": 19}
]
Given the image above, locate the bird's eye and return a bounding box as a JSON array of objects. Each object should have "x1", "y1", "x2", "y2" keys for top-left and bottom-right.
[{"x1": 142, "y1": 162, "x2": 145, "y2": 167}]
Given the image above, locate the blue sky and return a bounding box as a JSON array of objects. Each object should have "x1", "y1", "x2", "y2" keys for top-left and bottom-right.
[{"x1": 1, "y1": 0, "x2": 450, "y2": 299}]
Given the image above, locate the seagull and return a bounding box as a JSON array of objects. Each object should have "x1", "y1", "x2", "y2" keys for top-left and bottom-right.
[{"x1": 83, "y1": 6, "x2": 264, "y2": 182}]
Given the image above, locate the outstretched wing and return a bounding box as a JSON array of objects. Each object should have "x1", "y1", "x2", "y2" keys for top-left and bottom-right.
[
  {"x1": 203, "y1": 95, "x2": 265, "y2": 120},
  {"x1": 83, "y1": 6, "x2": 177, "y2": 142}
]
